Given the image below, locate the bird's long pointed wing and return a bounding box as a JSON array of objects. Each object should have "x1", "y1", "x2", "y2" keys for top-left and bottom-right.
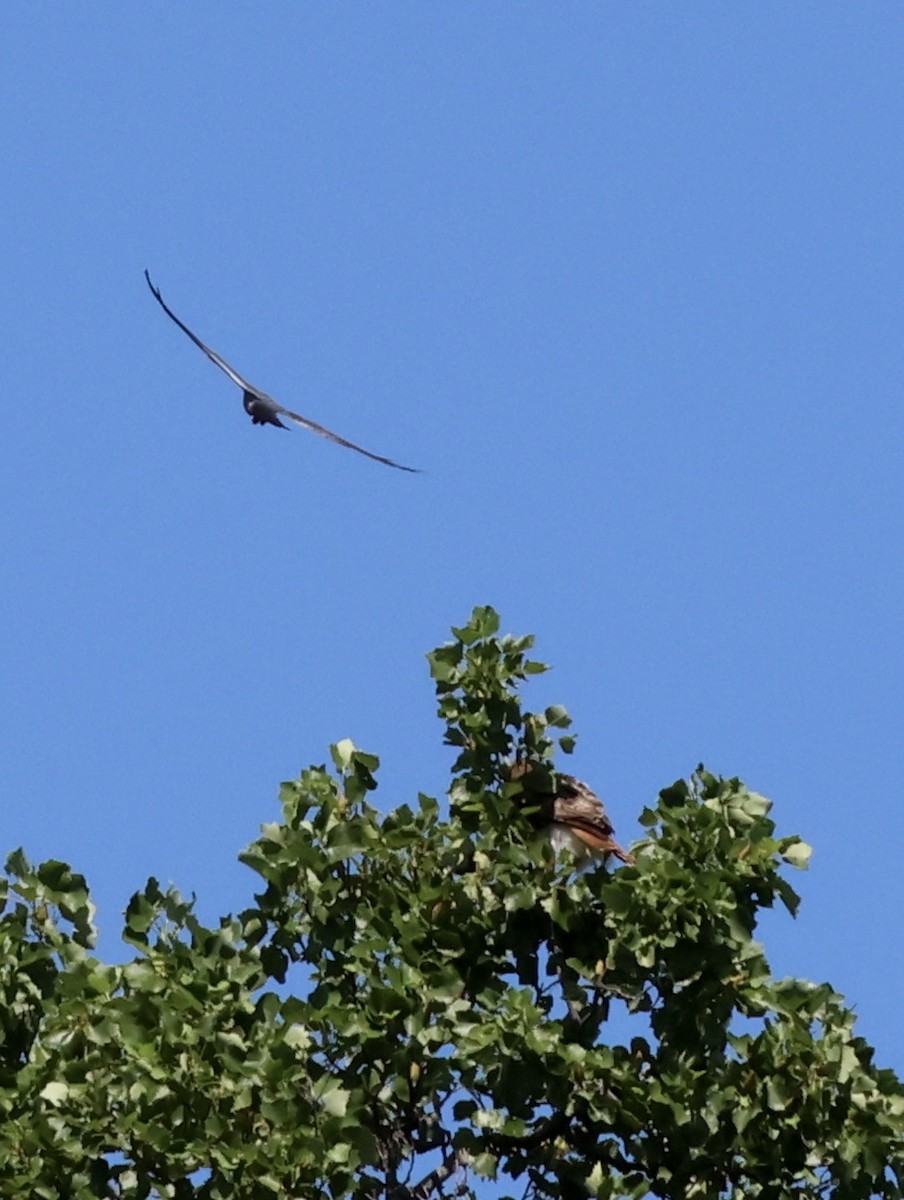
[
  {"x1": 145, "y1": 270, "x2": 420, "y2": 473},
  {"x1": 144, "y1": 270, "x2": 265, "y2": 396},
  {"x1": 272, "y1": 403, "x2": 419, "y2": 472}
]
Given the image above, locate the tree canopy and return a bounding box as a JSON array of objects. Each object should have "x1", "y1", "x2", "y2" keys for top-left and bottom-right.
[{"x1": 2, "y1": 606, "x2": 902, "y2": 1198}]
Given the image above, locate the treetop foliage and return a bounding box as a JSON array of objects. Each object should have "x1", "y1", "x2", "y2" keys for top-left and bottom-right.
[{"x1": 2, "y1": 606, "x2": 902, "y2": 1198}]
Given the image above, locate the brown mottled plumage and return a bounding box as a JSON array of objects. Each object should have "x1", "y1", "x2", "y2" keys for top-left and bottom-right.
[
  {"x1": 509, "y1": 762, "x2": 634, "y2": 865},
  {"x1": 549, "y1": 775, "x2": 634, "y2": 864}
]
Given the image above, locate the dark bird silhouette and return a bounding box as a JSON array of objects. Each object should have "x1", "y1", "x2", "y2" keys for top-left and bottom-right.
[{"x1": 144, "y1": 271, "x2": 419, "y2": 472}]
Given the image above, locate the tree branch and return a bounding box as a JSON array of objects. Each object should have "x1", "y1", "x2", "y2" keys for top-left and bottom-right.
[{"x1": 406, "y1": 1148, "x2": 471, "y2": 1200}]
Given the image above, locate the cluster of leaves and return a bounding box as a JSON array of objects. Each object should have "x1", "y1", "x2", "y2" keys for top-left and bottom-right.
[{"x1": 1, "y1": 607, "x2": 902, "y2": 1198}]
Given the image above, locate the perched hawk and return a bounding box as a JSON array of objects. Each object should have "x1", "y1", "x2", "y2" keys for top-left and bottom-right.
[
  {"x1": 144, "y1": 271, "x2": 419, "y2": 473},
  {"x1": 547, "y1": 775, "x2": 634, "y2": 865},
  {"x1": 509, "y1": 762, "x2": 634, "y2": 865}
]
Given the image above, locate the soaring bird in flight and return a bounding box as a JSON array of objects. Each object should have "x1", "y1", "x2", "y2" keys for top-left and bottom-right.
[
  {"x1": 509, "y1": 762, "x2": 634, "y2": 865},
  {"x1": 144, "y1": 271, "x2": 419, "y2": 472}
]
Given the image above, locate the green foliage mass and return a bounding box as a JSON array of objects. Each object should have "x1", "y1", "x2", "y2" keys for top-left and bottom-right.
[{"x1": 1, "y1": 607, "x2": 901, "y2": 1198}]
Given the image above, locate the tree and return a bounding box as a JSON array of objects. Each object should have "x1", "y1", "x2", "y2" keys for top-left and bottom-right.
[{"x1": 1, "y1": 606, "x2": 902, "y2": 1199}]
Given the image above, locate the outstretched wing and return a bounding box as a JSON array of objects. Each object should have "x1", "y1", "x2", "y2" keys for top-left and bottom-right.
[
  {"x1": 270, "y1": 401, "x2": 420, "y2": 472},
  {"x1": 144, "y1": 270, "x2": 420, "y2": 473},
  {"x1": 144, "y1": 270, "x2": 266, "y2": 398}
]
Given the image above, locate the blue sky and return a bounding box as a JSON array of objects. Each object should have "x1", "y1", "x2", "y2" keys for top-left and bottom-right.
[{"x1": 2, "y1": 4, "x2": 902, "y2": 1082}]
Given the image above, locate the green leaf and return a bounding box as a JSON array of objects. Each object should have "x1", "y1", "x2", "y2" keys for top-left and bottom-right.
[
  {"x1": 781, "y1": 839, "x2": 812, "y2": 869},
  {"x1": 331, "y1": 738, "x2": 356, "y2": 770},
  {"x1": 315, "y1": 1079, "x2": 351, "y2": 1117},
  {"x1": 523, "y1": 659, "x2": 548, "y2": 675},
  {"x1": 544, "y1": 704, "x2": 571, "y2": 728},
  {"x1": 471, "y1": 1152, "x2": 498, "y2": 1179},
  {"x1": 39, "y1": 1081, "x2": 69, "y2": 1105}
]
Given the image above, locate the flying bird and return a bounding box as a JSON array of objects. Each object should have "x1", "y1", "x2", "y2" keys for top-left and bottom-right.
[
  {"x1": 144, "y1": 271, "x2": 419, "y2": 472},
  {"x1": 510, "y1": 762, "x2": 634, "y2": 865}
]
